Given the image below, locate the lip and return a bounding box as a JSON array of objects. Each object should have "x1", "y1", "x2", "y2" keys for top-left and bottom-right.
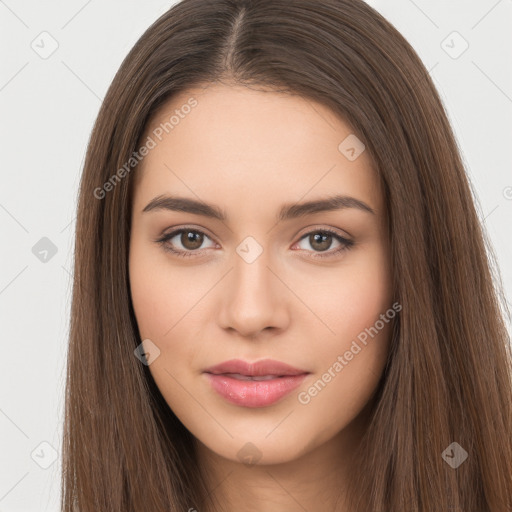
[
  {"x1": 203, "y1": 358, "x2": 310, "y2": 408},
  {"x1": 204, "y1": 358, "x2": 308, "y2": 377}
]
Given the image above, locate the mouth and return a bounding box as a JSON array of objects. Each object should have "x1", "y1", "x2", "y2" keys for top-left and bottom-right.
[
  {"x1": 203, "y1": 359, "x2": 310, "y2": 408},
  {"x1": 203, "y1": 358, "x2": 309, "y2": 377}
]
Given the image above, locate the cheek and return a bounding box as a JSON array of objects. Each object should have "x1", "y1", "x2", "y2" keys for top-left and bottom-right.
[
  {"x1": 129, "y1": 269, "x2": 170, "y2": 341},
  {"x1": 129, "y1": 245, "x2": 201, "y2": 422},
  {"x1": 305, "y1": 245, "x2": 392, "y2": 346},
  {"x1": 129, "y1": 240, "x2": 207, "y2": 384},
  {"x1": 293, "y1": 246, "x2": 392, "y2": 416},
  {"x1": 129, "y1": 237, "x2": 200, "y2": 340}
]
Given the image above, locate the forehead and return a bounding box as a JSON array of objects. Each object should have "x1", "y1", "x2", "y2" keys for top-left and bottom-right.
[{"x1": 134, "y1": 83, "x2": 383, "y2": 218}]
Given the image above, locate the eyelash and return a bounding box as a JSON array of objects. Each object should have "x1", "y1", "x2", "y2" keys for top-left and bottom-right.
[{"x1": 155, "y1": 226, "x2": 354, "y2": 260}]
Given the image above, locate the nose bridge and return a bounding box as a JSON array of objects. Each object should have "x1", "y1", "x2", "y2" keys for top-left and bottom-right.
[
  {"x1": 218, "y1": 235, "x2": 288, "y2": 336},
  {"x1": 234, "y1": 238, "x2": 272, "y2": 295}
]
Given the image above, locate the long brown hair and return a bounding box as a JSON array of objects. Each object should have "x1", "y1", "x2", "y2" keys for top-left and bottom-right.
[{"x1": 61, "y1": 0, "x2": 512, "y2": 510}]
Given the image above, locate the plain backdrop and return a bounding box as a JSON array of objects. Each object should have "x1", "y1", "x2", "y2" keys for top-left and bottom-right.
[{"x1": 0, "y1": 0, "x2": 511, "y2": 510}]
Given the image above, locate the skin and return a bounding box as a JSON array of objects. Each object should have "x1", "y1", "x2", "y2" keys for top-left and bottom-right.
[{"x1": 129, "y1": 82, "x2": 393, "y2": 511}]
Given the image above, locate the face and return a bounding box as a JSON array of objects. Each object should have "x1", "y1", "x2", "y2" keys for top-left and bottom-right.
[{"x1": 129, "y1": 83, "x2": 393, "y2": 466}]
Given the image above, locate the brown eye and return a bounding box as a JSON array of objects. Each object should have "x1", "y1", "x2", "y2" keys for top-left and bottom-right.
[
  {"x1": 294, "y1": 229, "x2": 354, "y2": 258},
  {"x1": 308, "y1": 232, "x2": 334, "y2": 252},
  {"x1": 156, "y1": 228, "x2": 216, "y2": 258},
  {"x1": 179, "y1": 230, "x2": 204, "y2": 250}
]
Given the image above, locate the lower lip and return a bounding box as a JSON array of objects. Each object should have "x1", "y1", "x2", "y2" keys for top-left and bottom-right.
[{"x1": 204, "y1": 373, "x2": 309, "y2": 408}]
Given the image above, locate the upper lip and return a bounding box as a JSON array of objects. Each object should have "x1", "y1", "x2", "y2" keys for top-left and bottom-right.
[{"x1": 204, "y1": 358, "x2": 309, "y2": 377}]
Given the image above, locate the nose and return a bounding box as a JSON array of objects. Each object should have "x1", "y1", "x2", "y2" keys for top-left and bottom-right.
[{"x1": 217, "y1": 248, "x2": 290, "y2": 339}]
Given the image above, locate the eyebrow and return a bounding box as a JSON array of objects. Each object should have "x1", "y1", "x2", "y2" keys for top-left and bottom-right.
[{"x1": 142, "y1": 194, "x2": 375, "y2": 221}]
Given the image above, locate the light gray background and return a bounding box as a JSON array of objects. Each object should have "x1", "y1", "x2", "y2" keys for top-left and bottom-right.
[{"x1": 1, "y1": 0, "x2": 511, "y2": 510}]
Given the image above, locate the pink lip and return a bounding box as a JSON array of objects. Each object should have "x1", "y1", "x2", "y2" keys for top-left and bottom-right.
[
  {"x1": 203, "y1": 358, "x2": 310, "y2": 408},
  {"x1": 204, "y1": 358, "x2": 308, "y2": 376}
]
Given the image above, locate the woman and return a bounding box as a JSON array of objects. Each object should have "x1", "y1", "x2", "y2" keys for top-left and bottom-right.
[{"x1": 61, "y1": 0, "x2": 512, "y2": 510}]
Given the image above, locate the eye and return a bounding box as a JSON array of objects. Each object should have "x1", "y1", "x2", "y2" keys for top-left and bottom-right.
[
  {"x1": 155, "y1": 227, "x2": 217, "y2": 258},
  {"x1": 292, "y1": 228, "x2": 354, "y2": 259},
  {"x1": 155, "y1": 226, "x2": 354, "y2": 259}
]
